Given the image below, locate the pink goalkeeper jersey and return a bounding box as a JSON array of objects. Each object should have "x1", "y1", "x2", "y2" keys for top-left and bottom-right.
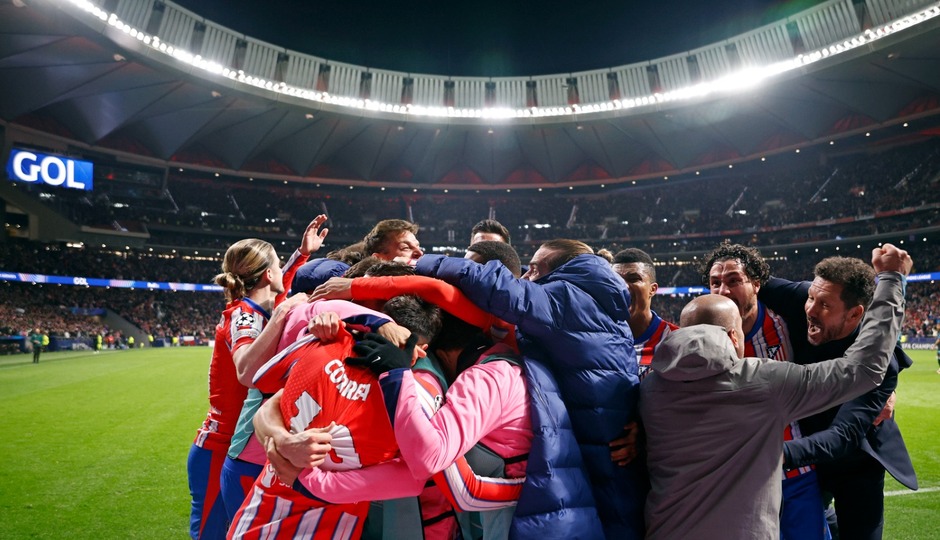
[{"x1": 294, "y1": 342, "x2": 529, "y2": 513}]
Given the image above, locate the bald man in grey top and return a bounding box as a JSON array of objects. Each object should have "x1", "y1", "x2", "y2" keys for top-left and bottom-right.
[{"x1": 640, "y1": 244, "x2": 911, "y2": 540}]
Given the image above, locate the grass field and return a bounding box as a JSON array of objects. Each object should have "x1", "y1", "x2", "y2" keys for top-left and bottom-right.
[{"x1": 0, "y1": 347, "x2": 938, "y2": 538}]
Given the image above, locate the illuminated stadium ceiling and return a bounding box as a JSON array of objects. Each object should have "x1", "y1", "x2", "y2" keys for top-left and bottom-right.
[
  {"x1": 1, "y1": 0, "x2": 940, "y2": 190},
  {"x1": 172, "y1": 0, "x2": 796, "y2": 77}
]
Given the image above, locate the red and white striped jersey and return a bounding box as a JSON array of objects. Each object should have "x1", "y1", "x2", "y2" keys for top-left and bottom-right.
[
  {"x1": 635, "y1": 312, "x2": 678, "y2": 380},
  {"x1": 745, "y1": 302, "x2": 812, "y2": 479},
  {"x1": 194, "y1": 297, "x2": 268, "y2": 450},
  {"x1": 230, "y1": 328, "x2": 397, "y2": 540}
]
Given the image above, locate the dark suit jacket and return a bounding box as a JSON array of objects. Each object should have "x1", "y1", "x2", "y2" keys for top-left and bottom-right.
[{"x1": 759, "y1": 277, "x2": 918, "y2": 490}]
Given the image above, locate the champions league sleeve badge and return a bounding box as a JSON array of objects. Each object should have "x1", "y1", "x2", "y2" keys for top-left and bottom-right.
[{"x1": 231, "y1": 308, "x2": 263, "y2": 342}]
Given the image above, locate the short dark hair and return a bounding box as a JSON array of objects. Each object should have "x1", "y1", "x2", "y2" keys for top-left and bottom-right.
[
  {"x1": 470, "y1": 219, "x2": 511, "y2": 244},
  {"x1": 344, "y1": 257, "x2": 415, "y2": 279},
  {"x1": 700, "y1": 242, "x2": 770, "y2": 286},
  {"x1": 326, "y1": 241, "x2": 366, "y2": 266},
  {"x1": 363, "y1": 219, "x2": 419, "y2": 257},
  {"x1": 344, "y1": 256, "x2": 384, "y2": 278},
  {"x1": 814, "y1": 257, "x2": 875, "y2": 308},
  {"x1": 382, "y1": 295, "x2": 442, "y2": 344},
  {"x1": 540, "y1": 239, "x2": 594, "y2": 272},
  {"x1": 430, "y1": 311, "x2": 487, "y2": 353},
  {"x1": 467, "y1": 240, "x2": 522, "y2": 277},
  {"x1": 612, "y1": 248, "x2": 657, "y2": 281},
  {"x1": 363, "y1": 261, "x2": 415, "y2": 278}
]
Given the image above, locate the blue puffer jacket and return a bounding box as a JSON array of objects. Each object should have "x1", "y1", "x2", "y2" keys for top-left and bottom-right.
[{"x1": 416, "y1": 254, "x2": 644, "y2": 539}]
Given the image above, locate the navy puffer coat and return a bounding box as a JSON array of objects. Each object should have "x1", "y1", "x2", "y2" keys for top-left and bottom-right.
[{"x1": 416, "y1": 254, "x2": 645, "y2": 539}]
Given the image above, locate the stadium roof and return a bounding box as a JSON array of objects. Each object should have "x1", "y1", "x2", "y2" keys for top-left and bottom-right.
[
  {"x1": 172, "y1": 0, "x2": 796, "y2": 77},
  {"x1": 2, "y1": 0, "x2": 940, "y2": 190}
]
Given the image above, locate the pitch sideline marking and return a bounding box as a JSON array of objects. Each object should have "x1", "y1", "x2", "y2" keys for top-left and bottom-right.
[{"x1": 885, "y1": 486, "x2": 940, "y2": 497}]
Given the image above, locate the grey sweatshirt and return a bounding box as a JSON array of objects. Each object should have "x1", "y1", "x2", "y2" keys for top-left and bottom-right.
[{"x1": 640, "y1": 272, "x2": 905, "y2": 540}]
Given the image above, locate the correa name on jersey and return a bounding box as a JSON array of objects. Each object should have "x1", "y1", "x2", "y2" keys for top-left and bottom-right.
[{"x1": 324, "y1": 359, "x2": 371, "y2": 402}]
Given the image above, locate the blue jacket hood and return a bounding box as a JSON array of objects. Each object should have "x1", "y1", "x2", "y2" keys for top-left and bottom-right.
[
  {"x1": 290, "y1": 258, "x2": 349, "y2": 294},
  {"x1": 539, "y1": 254, "x2": 631, "y2": 322}
]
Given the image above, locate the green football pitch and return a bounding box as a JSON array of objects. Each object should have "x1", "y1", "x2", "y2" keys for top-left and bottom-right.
[{"x1": 0, "y1": 347, "x2": 937, "y2": 538}]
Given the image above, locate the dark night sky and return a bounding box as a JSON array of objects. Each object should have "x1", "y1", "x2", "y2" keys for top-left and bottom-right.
[{"x1": 173, "y1": 0, "x2": 817, "y2": 76}]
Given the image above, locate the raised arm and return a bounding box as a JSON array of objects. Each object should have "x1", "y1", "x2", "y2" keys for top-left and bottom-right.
[
  {"x1": 777, "y1": 244, "x2": 910, "y2": 420},
  {"x1": 275, "y1": 214, "x2": 329, "y2": 303},
  {"x1": 784, "y1": 357, "x2": 899, "y2": 468}
]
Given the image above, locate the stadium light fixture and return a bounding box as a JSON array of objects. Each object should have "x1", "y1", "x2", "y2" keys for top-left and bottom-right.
[{"x1": 63, "y1": 0, "x2": 940, "y2": 122}]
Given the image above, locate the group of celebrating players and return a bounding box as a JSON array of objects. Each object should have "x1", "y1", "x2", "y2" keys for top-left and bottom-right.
[{"x1": 186, "y1": 214, "x2": 916, "y2": 540}]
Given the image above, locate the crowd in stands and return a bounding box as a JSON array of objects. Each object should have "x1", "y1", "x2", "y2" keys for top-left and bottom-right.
[
  {"x1": 2, "y1": 232, "x2": 937, "y2": 353},
  {"x1": 0, "y1": 279, "x2": 221, "y2": 351},
  {"x1": 4, "y1": 138, "x2": 939, "y2": 353},
  {"x1": 903, "y1": 287, "x2": 940, "y2": 339},
  {"x1": 0, "y1": 241, "x2": 220, "y2": 283},
  {"x1": 12, "y1": 140, "x2": 939, "y2": 260}
]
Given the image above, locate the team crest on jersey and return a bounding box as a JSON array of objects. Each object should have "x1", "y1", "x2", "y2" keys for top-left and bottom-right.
[{"x1": 767, "y1": 344, "x2": 781, "y2": 359}]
